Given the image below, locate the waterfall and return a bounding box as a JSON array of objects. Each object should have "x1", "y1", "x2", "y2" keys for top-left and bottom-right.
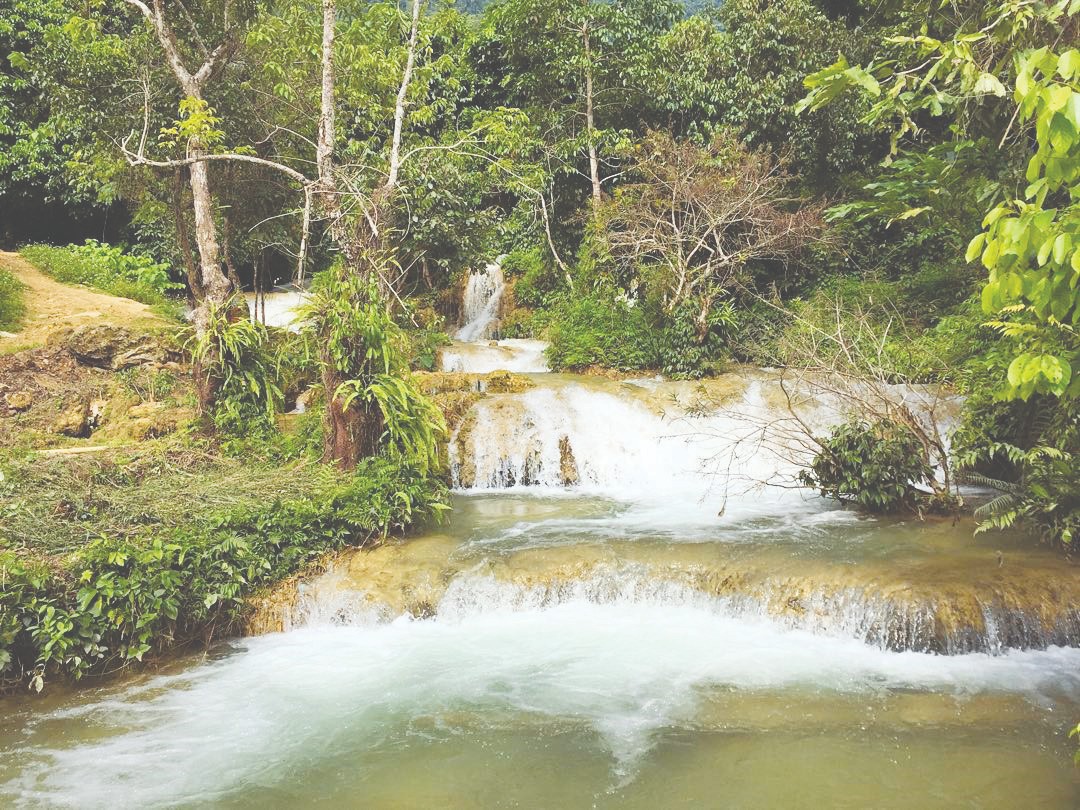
[
  {"x1": 448, "y1": 373, "x2": 832, "y2": 513},
  {"x1": 258, "y1": 537, "x2": 1080, "y2": 656},
  {"x1": 456, "y1": 260, "x2": 505, "y2": 341}
]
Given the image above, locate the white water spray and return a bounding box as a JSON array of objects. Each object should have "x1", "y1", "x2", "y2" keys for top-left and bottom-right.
[{"x1": 456, "y1": 260, "x2": 505, "y2": 341}]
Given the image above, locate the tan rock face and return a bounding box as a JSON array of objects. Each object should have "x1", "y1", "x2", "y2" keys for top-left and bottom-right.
[
  {"x1": 558, "y1": 435, "x2": 579, "y2": 486},
  {"x1": 53, "y1": 398, "x2": 90, "y2": 437},
  {"x1": 60, "y1": 324, "x2": 167, "y2": 370},
  {"x1": 4, "y1": 391, "x2": 32, "y2": 411},
  {"x1": 484, "y1": 370, "x2": 533, "y2": 394}
]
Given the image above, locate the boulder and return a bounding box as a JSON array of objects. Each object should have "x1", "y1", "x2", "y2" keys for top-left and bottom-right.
[
  {"x1": 558, "y1": 435, "x2": 580, "y2": 487},
  {"x1": 53, "y1": 398, "x2": 90, "y2": 437},
  {"x1": 62, "y1": 324, "x2": 165, "y2": 369},
  {"x1": 4, "y1": 391, "x2": 33, "y2": 411},
  {"x1": 485, "y1": 370, "x2": 532, "y2": 394}
]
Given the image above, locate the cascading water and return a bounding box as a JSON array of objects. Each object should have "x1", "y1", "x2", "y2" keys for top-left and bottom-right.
[
  {"x1": 455, "y1": 260, "x2": 505, "y2": 341},
  {"x1": 4, "y1": 275, "x2": 1080, "y2": 808},
  {"x1": 440, "y1": 258, "x2": 551, "y2": 373}
]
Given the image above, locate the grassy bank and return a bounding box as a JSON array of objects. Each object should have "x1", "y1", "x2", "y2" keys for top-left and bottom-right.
[
  {"x1": 21, "y1": 241, "x2": 182, "y2": 309},
  {"x1": 0, "y1": 449, "x2": 447, "y2": 692},
  {"x1": 0, "y1": 264, "x2": 26, "y2": 332}
]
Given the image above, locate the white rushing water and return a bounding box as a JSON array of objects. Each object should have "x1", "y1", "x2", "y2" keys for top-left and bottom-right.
[
  {"x1": 4, "y1": 261, "x2": 1077, "y2": 809},
  {"x1": 455, "y1": 260, "x2": 505, "y2": 341},
  {"x1": 244, "y1": 288, "x2": 309, "y2": 331},
  {"x1": 443, "y1": 258, "x2": 552, "y2": 373},
  {"x1": 6, "y1": 596, "x2": 1080, "y2": 808},
  {"x1": 440, "y1": 337, "x2": 551, "y2": 373},
  {"x1": 449, "y1": 375, "x2": 838, "y2": 528}
]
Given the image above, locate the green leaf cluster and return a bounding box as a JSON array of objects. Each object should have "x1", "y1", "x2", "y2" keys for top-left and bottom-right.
[{"x1": 799, "y1": 420, "x2": 937, "y2": 514}]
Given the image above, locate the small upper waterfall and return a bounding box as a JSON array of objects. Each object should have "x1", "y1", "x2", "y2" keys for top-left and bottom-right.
[
  {"x1": 456, "y1": 260, "x2": 505, "y2": 341},
  {"x1": 441, "y1": 257, "x2": 551, "y2": 373}
]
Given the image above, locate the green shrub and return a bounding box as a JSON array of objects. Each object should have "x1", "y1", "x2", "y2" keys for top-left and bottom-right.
[
  {"x1": 0, "y1": 265, "x2": 26, "y2": 331},
  {"x1": 954, "y1": 393, "x2": 1080, "y2": 547},
  {"x1": 303, "y1": 265, "x2": 446, "y2": 473},
  {"x1": 0, "y1": 458, "x2": 448, "y2": 690},
  {"x1": 892, "y1": 297, "x2": 998, "y2": 388},
  {"x1": 544, "y1": 291, "x2": 659, "y2": 371},
  {"x1": 407, "y1": 326, "x2": 451, "y2": 371},
  {"x1": 499, "y1": 306, "x2": 538, "y2": 338},
  {"x1": 21, "y1": 240, "x2": 183, "y2": 306},
  {"x1": 190, "y1": 305, "x2": 283, "y2": 437},
  {"x1": 504, "y1": 247, "x2": 559, "y2": 308},
  {"x1": 656, "y1": 300, "x2": 733, "y2": 379},
  {"x1": 799, "y1": 420, "x2": 936, "y2": 514}
]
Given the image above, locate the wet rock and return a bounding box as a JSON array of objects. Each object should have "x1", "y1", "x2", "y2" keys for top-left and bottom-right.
[
  {"x1": 450, "y1": 411, "x2": 478, "y2": 488},
  {"x1": 53, "y1": 398, "x2": 90, "y2": 437},
  {"x1": 292, "y1": 387, "x2": 320, "y2": 414},
  {"x1": 558, "y1": 435, "x2": 579, "y2": 487},
  {"x1": 4, "y1": 390, "x2": 33, "y2": 411},
  {"x1": 435, "y1": 390, "x2": 483, "y2": 432},
  {"x1": 485, "y1": 370, "x2": 532, "y2": 394},
  {"x1": 414, "y1": 371, "x2": 481, "y2": 395}
]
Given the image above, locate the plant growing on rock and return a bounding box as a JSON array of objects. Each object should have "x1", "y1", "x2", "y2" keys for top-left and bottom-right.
[
  {"x1": 798, "y1": 419, "x2": 936, "y2": 514},
  {"x1": 303, "y1": 262, "x2": 445, "y2": 473}
]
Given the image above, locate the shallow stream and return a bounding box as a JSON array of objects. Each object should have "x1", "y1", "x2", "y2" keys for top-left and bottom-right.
[{"x1": 2, "y1": 266, "x2": 1078, "y2": 807}]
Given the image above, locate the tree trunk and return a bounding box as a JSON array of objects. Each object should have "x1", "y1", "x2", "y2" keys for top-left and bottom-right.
[
  {"x1": 583, "y1": 25, "x2": 602, "y2": 212},
  {"x1": 385, "y1": 0, "x2": 422, "y2": 197},
  {"x1": 323, "y1": 373, "x2": 384, "y2": 470},
  {"x1": 314, "y1": 0, "x2": 387, "y2": 469},
  {"x1": 172, "y1": 167, "x2": 202, "y2": 303},
  {"x1": 188, "y1": 144, "x2": 238, "y2": 414}
]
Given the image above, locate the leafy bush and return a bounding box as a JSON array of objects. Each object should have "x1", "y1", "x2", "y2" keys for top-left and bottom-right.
[
  {"x1": 0, "y1": 457, "x2": 448, "y2": 690},
  {"x1": 190, "y1": 304, "x2": 283, "y2": 435},
  {"x1": 21, "y1": 240, "x2": 182, "y2": 305},
  {"x1": 504, "y1": 247, "x2": 560, "y2": 308},
  {"x1": 656, "y1": 300, "x2": 733, "y2": 379},
  {"x1": 407, "y1": 326, "x2": 451, "y2": 372},
  {"x1": 799, "y1": 420, "x2": 936, "y2": 514},
  {"x1": 304, "y1": 265, "x2": 446, "y2": 472},
  {"x1": 954, "y1": 393, "x2": 1080, "y2": 546},
  {"x1": 499, "y1": 306, "x2": 539, "y2": 339},
  {"x1": 544, "y1": 290, "x2": 659, "y2": 371},
  {"x1": 0, "y1": 264, "x2": 26, "y2": 331}
]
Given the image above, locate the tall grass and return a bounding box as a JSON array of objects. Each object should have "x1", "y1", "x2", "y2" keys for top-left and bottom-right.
[
  {"x1": 21, "y1": 240, "x2": 182, "y2": 306},
  {"x1": 0, "y1": 264, "x2": 26, "y2": 331}
]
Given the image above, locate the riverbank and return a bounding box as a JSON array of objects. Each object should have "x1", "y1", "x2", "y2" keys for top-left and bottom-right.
[{"x1": 0, "y1": 256, "x2": 447, "y2": 693}]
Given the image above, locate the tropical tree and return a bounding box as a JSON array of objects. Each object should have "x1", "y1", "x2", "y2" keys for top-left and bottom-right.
[
  {"x1": 477, "y1": 0, "x2": 680, "y2": 214},
  {"x1": 797, "y1": 0, "x2": 1080, "y2": 398}
]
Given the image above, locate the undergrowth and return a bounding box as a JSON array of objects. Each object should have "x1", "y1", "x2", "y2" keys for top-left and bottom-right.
[
  {"x1": 0, "y1": 450, "x2": 448, "y2": 691},
  {"x1": 0, "y1": 264, "x2": 26, "y2": 331},
  {"x1": 21, "y1": 240, "x2": 183, "y2": 308}
]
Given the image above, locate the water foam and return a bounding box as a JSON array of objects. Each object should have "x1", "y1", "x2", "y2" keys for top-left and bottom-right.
[{"x1": 5, "y1": 598, "x2": 1079, "y2": 808}]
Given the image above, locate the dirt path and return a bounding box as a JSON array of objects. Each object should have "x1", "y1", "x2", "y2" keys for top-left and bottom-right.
[{"x1": 0, "y1": 251, "x2": 168, "y2": 351}]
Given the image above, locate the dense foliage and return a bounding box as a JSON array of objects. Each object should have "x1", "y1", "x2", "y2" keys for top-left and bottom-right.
[
  {"x1": 798, "y1": 420, "x2": 937, "y2": 514},
  {"x1": 2, "y1": 0, "x2": 1078, "y2": 566},
  {"x1": 0, "y1": 456, "x2": 447, "y2": 689},
  {"x1": 0, "y1": 264, "x2": 26, "y2": 331}
]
